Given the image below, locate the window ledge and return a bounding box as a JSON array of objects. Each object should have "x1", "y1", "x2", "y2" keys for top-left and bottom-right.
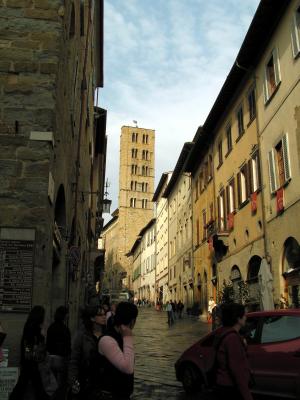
[
  {"x1": 236, "y1": 131, "x2": 245, "y2": 144},
  {"x1": 264, "y1": 81, "x2": 281, "y2": 106},
  {"x1": 225, "y1": 148, "x2": 232, "y2": 158},
  {"x1": 239, "y1": 198, "x2": 250, "y2": 210},
  {"x1": 247, "y1": 115, "x2": 256, "y2": 128}
]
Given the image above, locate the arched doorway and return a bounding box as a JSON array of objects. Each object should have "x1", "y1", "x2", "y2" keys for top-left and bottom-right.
[
  {"x1": 247, "y1": 255, "x2": 262, "y2": 311},
  {"x1": 283, "y1": 237, "x2": 300, "y2": 308},
  {"x1": 52, "y1": 185, "x2": 67, "y2": 318},
  {"x1": 230, "y1": 265, "x2": 242, "y2": 303}
]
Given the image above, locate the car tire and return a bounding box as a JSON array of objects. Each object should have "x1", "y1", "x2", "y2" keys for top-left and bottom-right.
[{"x1": 181, "y1": 364, "x2": 201, "y2": 394}]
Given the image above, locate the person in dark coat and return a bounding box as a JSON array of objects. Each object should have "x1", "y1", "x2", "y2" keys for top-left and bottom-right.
[
  {"x1": 214, "y1": 303, "x2": 253, "y2": 400},
  {"x1": 68, "y1": 304, "x2": 107, "y2": 399},
  {"x1": 9, "y1": 305, "x2": 49, "y2": 400},
  {"x1": 46, "y1": 306, "x2": 71, "y2": 399}
]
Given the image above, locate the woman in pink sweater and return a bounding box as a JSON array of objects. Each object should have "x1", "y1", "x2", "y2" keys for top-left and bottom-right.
[
  {"x1": 98, "y1": 302, "x2": 138, "y2": 400},
  {"x1": 214, "y1": 303, "x2": 253, "y2": 400}
]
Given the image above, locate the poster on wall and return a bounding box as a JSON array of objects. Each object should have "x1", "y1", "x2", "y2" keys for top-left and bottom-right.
[
  {"x1": 0, "y1": 367, "x2": 19, "y2": 400},
  {"x1": 0, "y1": 228, "x2": 35, "y2": 313}
]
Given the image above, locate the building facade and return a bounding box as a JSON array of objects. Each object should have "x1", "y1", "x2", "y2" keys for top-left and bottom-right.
[
  {"x1": 257, "y1": 0, "x2": 300, "y2": 307},
  {"x1": 0, "y1": 0, "x2": 107, "y2": 366},
  {"x1": 153, "y1": 172, "x2": 172, "y2": 304}
]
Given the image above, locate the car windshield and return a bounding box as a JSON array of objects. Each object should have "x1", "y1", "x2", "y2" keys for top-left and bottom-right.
[{"x1": 261, "y1": 315, "x2": 300, "y2": 343}]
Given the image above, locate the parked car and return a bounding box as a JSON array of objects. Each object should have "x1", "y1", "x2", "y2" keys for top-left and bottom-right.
[{"x1": 175, "y1": 309, "x2": 300, "y2": 399}]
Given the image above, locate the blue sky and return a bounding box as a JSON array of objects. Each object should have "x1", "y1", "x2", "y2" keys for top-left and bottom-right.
[{"x1": 101, "y1": 0, "x2": 260, "y2": 221}]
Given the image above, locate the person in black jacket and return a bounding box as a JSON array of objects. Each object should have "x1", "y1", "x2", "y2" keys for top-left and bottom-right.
[
  {"x1": 47, "y1": 306, "x2": 71, "y2": 399},
  {"x1": 9, "y1": 305, "x2": 48, "y2": 400},
  {"x1": 68, "y1": 304, "x2": 107, "y2": 399}
]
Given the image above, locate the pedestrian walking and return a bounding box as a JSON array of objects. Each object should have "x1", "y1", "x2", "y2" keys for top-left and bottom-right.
[
  {"x1": 177, "y1": 300, "x2": 184, "y2": 319},
  {"x1": 9, "y1": 306, "x2": 49, "y2": 400},
  {"x1": 68, "y1": 304, "x2": 107, "y2": 399},
  {"x1": 46, "y1": 306, "x2": 71, "y2": 399},
  {"x1": 208, "y1": 297, "x2": 216, "y2": 322},
  {"x1": 166, "y1": 301, "x2": 174, "y2": 326},
  {"x1": 213, "y1": 303, "x2": 254, "y2": 400},
  {"x1": 98, "y1": 301, "x2": 138, "y2": 400}
]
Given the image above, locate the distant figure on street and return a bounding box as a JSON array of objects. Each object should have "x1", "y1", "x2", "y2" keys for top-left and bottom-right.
[
  {"x1": 166, "y1": 301, "x2": 174, "y2": 326},
  {"x1": 211, "y1": 303, "x2": 222, "y2": 331},
  {"x1": 213, "y1": 303, "x2": 253, "y2": 400},
  {"x1": 68, "y1": 304, "x2": 107, "y2": 399},
  {"x1": 98, "y1": 301, "x2": 138, "y2": 400},
  {"x1": 208, "y1": 297, "x2": 216, "y2": 322},
  {"x1": 106, "y1": 302, "x2": 117, "y2": 331},
  {"x1": 177, "y1": 300, "x2": 184, "y2": 319},
  {"x1": 46, "y1": 306, "x2": 71, "y2": 399}
]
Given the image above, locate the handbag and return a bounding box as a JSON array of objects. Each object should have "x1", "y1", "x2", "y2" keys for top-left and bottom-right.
[
  {"x1": 38, "y1": 355, "x2": 58, "y2": 397},
  {"x1": 24, "y1": 337, "x2": 47, "y2": 363}
]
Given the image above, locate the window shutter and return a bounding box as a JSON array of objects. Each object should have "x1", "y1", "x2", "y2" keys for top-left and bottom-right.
[
  {"x1": 291, "y1": 16, "x2": 300, "y2": 58},
  {"x1": 248, "y1": 159, "x2": 253, "y2": 194},
  {"x1": 217, "y1": 196, "x2": 221, "y2": 229},
  {"x1": 273, "y1": 48, "x2": 281, "y2": 86},
  {"x1": 256, "y1": 152, "x2": 261, "y2": 190},
  {"x1": 282, "y1": 133, "x2": 291, "y2": 181},
  {"x1": 226, "y1": 185, "x2": 230, "y2": 215},
  {"x1": 263, "y1": 68, "x2": 269, "y2": 104},
  {"x1": 268, "y1": 149, "x2": 277, "y2": 194},
  {"x1": 237, "y1": 172, "x2": 241, "y2": 206}
]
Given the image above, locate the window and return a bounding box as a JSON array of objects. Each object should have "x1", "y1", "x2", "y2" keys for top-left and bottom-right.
[
  {"x1": 291, "y1": 6, "x2": 300, "y2": 58},
  {"x1": 263, "y1": 48, "x2": 281, "y2": 103},
  {"x1": 132, "y1": 132, "x2": 138, "y2": 142},
  {"x1": 237, "y1": 164, "x2": 249, "y2": 206},
  {"x1": 199, "y1": 170, "x2": 204, "y2": 192},
  {"x1": 236, "y1": 105, "x2": 244, "y2": 138},
  {"x1": 268, "y1": 133, "x2": 291, "y2": 193},
  {"x1": 130, "y1": 198, "x2": 136, "y2": 208},
  {"x1": 131, "y1": 148, "x2": 137, "y2": 158},
  {"x1": 195, "y1": 177, "x2": 199, "y2": 200},
  {"x1": 196, "y1": 219, "x2": 200, "y2": 245},
  {"x1": 218, "y1": 141, "x2": 223, "y2": 167},
  {"x1": 249, "y1": 151, "x2": 261, "y2": 193},
  {"x1": 226, "y1": 124, "x2": 232, "y2": 153},
  {"x1": 248, "y1": 87, "x2": 256, "y2": 122},
  {"x1": 131, "y1": 164, "x2": 138, "y2": 175},
  {"x1": 142, "y1": 199, "x2": 148, "y2": 209},
  {"x1": 209, "y1": 202, "x2": 214, "y2": 222},
  {"x1": 69, "y1": 3, "x2": 75, "y2": 38},
  {"x1": 80, "y1": 0, "x2": 85, "y2": 36},
  {"x1": 226, "y1": 178, "x2": 235, "y2": 214},
  {"x1": 208, "y1": 155, "x2": 213, "y2": 181},
  {"x1": 202, "y1": 210, "x2": 207, "y2": 240},
  {"x1": 261, "y1": 316, "x2": 300, "y2": 344},
  {"x1": 218, "y1": 189, "x2": 226, "y2": 231}
]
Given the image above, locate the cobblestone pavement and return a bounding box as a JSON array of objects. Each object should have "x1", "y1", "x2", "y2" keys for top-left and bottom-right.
[
  {"x1": 132, "y1": 307, "x2": 209, "y2": 400},
  {"x1": 131, "y1": 307, "x2": 285, "y2": 400}
]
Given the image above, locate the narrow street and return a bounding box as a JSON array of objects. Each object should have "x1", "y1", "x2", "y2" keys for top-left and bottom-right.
[
  {"x1": 132, "y1": 307, "x2": 285, "y2": 400},
  {"x1": 132, "y1": 307, "x2": 209, "y2": 400}
]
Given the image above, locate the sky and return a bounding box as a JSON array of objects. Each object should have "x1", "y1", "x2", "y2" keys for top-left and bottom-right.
[{"x1": 100, "y1": 0, "x2": 261, "y2": 222}]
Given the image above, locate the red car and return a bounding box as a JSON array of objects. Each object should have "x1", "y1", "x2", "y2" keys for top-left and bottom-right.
[{"x1": 175, "y1": 309, "x2": 300, "y2": 399}]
